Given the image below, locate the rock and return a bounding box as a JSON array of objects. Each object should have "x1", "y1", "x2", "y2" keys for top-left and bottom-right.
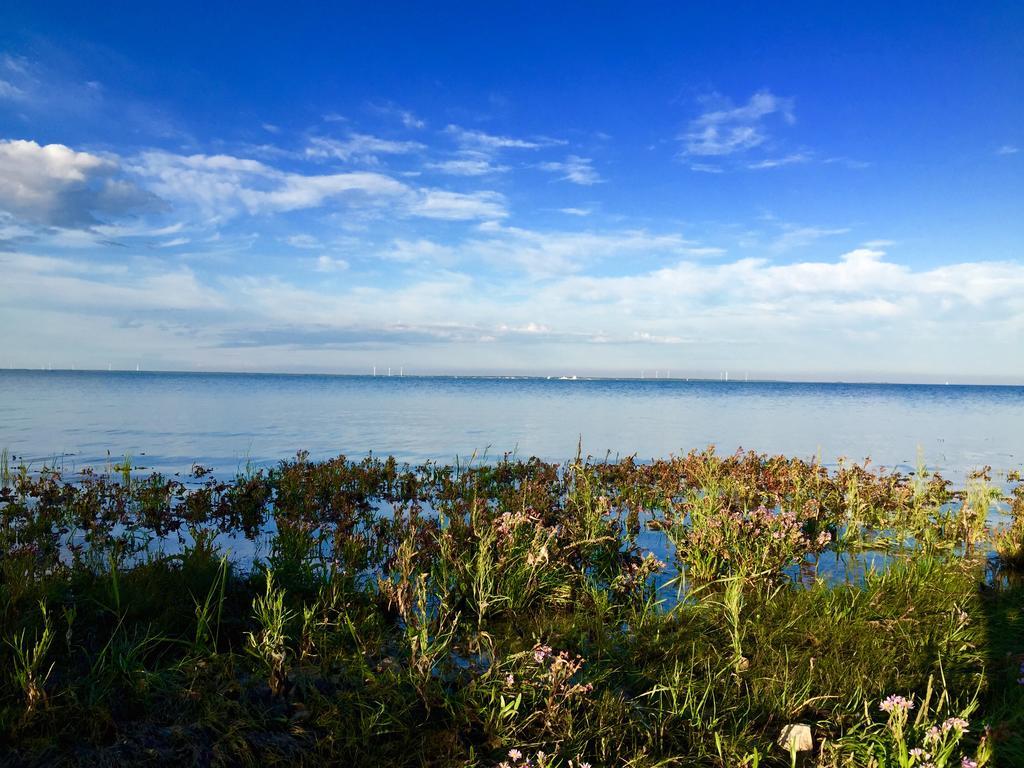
[{"x1": 777, "y1": 723, "x2": 814, "y2": 752}]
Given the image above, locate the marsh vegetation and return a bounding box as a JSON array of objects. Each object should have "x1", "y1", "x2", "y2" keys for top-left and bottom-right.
[{"x1": 1, "y1": 448, "x2": 1022, "y2": 766}]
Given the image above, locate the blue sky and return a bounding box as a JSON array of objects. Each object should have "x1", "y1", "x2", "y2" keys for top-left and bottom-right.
[{"x1": 1, "y1": 2, "x2": 1021, "y2": 381}]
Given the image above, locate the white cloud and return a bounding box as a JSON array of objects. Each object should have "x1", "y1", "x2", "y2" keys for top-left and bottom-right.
[
  {"x1": 689, "y1": 163, "x2": 724, "y2": 173},
  {"x1": 367, "y1": 103, "x2": 425, "y2": 129},
  {"x1": 4, "y1": 240, "x2": 1022, "y2": 378},
  {"x1": 0, "y1": 139, "x2": 156, "y2": 227},
  {"x1": 379, "y1": 238, "x2": 456, "y2": 263},
  {"x1": 426, "y1": 151, "x2": 510, "y2": 176},
  {"x1": 465, "y1": 221, "x2": 708, "y2": 277},
  {"x1": 130, "y1": 150, "x2": 408, "y2": 215},
  {"x1": 399, "y1": 111, "x2": 425, "y2": 129},
  {"x1": 748, "y1": 152, "x2": 810, "y2": 169},
  {"x1": 0, "y1": 79, "x2": 24, "y2": 100},
  {"x1": 284, "y1": 234, "x2": 322, "y2": 249},
  {"x1": 997, "y1": 144, "x2": 1019, "y2": 155},
  {"x1": 241, "y1": 172, "x2": 408, "y2": 213},
  {"x1": 0, "y1": 251, "x2": 224, "y2": 312},
  {"x1": 130, "y1": 149, "x2": 506, "y2": 221},
  {"x1": 314, "y1": 254, "x2": 349, "y2": 272},
  {"x1": 305, "y1": 133, "x2": 425, "y2": 163},
  {"x1": 680, "y1": 90, "x2": 795, "y2": 157},
  {"x1": 559, "y1": 207, "x2": 592, "y2": 216},
  {"x1": 444, "y1": 124, "x2": 563, "y2": 150},
  {"x1": 539, "y1": 155, "x2": 603, "y2": 185},
  {"x1": 409, "y1": 189, "x2": 507, "y2": 220},
  {"x1": 546, "y1": 248, "x2": 1024, "y2": 319},
  {"x1": 767, "y1": 225, "x2": 850, "y2": 253}
]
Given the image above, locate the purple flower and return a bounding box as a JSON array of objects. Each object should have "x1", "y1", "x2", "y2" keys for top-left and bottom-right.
[{"x1": 962, "y1": 759, "x2": 978, "y2": 768}]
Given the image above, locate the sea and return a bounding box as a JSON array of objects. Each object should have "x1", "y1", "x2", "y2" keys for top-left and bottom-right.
[{"x1": 1, "y1": 370, "x2": 1021, "y2": 482}]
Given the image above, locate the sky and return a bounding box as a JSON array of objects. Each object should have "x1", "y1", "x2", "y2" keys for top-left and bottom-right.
[{"x1": 0, "y1": 2, "x2": 1021, "y2": 382}]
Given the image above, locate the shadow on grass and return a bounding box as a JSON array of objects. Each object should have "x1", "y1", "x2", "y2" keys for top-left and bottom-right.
[{"x1": 980, "y1": 572, "x2": 1024, "y2": 766}]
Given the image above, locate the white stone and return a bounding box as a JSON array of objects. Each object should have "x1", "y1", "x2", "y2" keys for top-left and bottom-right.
[{"x1": 777, "y1": 723, "x2": 814, "y2": 752}]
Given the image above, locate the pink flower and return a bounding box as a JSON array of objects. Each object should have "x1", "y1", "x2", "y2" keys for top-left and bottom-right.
[
  {"x1": 880, "y1": 694, "x2": 915, "y2": 713},
  {"x1": 942, "y1": 717, "x2": 969, "y2": 733}
]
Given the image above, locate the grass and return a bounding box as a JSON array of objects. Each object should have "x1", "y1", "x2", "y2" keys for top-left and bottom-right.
[{"x1": 0, "y1": 447, "x2": 1021, "y2": 766}]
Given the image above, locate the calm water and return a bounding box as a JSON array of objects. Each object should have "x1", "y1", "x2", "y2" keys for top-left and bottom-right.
[{"x1": 1, "y1": 370, "x2": 1022, "y2": 480}]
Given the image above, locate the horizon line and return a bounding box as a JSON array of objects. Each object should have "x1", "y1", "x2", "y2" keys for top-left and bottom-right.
[{"x1": 3, "y1": 367, "x2": 1022, "y2": 388}]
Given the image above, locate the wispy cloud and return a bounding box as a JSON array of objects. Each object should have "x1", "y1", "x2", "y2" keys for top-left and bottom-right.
[
  {"x1": 539, "y1": 155, "x2": 603, "y2": 185},
  {"x1": 445, "y1": 124, "x2": 564, "y2": 150},
  {"x1": 748, "y1": 152, "x2": 810, "y2": 170},
  {"x1": 767, "y1": 225, "x2": 849, "y2": 253},
  {"x1": 314, "y1": 254, "x2": 349, "y2": 272},
  {"x1": 366, "y1": 102, "x2": 425, "y2": 129},
  {"x1": 822, "y1": 156, "x2": 872, "y2": 169},
  {"x1": 305, "y1": 133, "x2": 425, "y2": 163},
  {"x1": 0, "y1": 79, "x2": 25, "y2": 100},
  {"x1": 680, "y1": 90, "x2": 795, "y2": 158},
  {"x1": 425, "y1": 151, "x2": 510, "y2": 176},
  {"x1": 409, "y1": 189, "x2": 507, "y2": 220},
  {"x1": 689, "y1": 163, "x2": 724, "y2": 173},
  {"x1": 466, "y1": 221, "x2": 710, "y2": 278},
  {"x1": 377, "y1": 238, "x2": 456, "y2": 263},
  {"x1": 131, "y1": 150, "x2": 408, "y2": 215},
  {"x1": 284, "y1": 234, "x2": 322, "y2": 249},
  {"x1": 996, "y1": 144, "x2": 1019, "y2": 155},
  {"x1": 127, "y1": 149, "x2": 506, "y2": 221}
]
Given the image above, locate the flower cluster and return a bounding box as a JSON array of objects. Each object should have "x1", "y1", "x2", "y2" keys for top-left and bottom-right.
[
  {"x1": 496, "y1": 748, "x2": 590, "y2": 768},
  {"x1": 508, "y1": 642, "x2": 595, "y2": 735},
  {"x1": 876, "y1": 695, "x2": 979, "y2": 768},
  {"x1": 923, "y1": 717, "x2": 969, "y2": 744},
  {"x1": 680, "y1": 504, "x2": 832, "y2": 580},
  {"x1": 533, "y1": 644, "x2": 553, "y2": 664},
  {"x1": 880, "y1": 694, "x2": 916, "y2": 713}
]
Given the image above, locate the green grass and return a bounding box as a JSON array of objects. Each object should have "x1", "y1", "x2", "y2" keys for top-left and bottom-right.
[{"x1": 0, "y1": 448, "x2": 1021, "y2": 766}]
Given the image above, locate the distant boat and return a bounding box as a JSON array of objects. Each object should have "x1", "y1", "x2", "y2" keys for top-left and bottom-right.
[{"x1": 558, "y1": 375, "x2": 578, "y2": 380}]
